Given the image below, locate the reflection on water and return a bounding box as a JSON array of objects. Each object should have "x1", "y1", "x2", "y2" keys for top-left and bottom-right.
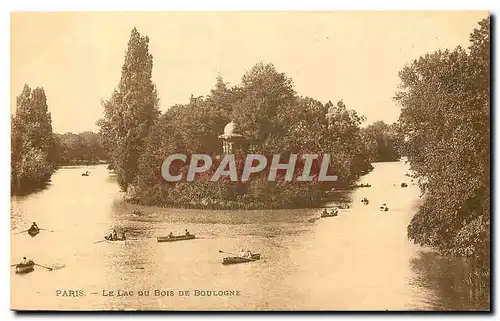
[
  {"x1": 10, "y1": 162, "x2": 489, "y2": 310},
  {"x1": 410, "y1": 251, "x2": 489, "y2": 310}
]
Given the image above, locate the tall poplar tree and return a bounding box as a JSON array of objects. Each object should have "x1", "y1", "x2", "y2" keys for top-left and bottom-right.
[
  {"x1": 11, "y1": 84, "x2": 55, "y2": 194},
  {"x1": 98, "y1": 27, "x2": 160, "y2": 191}
]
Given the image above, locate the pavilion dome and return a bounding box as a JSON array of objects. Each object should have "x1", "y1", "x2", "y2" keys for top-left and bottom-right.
[
  {"x1": 219, "y1": 121, "x2": 243, "y2": 139},
  {"x1": 224, "y1": 121, "x2": 237, "y2": 135}
]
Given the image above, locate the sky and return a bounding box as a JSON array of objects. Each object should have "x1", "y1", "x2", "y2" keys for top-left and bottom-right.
[{"x1": 11, "y1": 11, "x2": 488, "y2": 134}]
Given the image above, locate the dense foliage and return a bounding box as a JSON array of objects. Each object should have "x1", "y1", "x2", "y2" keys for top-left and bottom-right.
[
  {"x1": 53, "y1": 131, "x2": 107, "y2": 165},
  {"x1": 361, "y1": 121, "x2": 403, "y2": 162},
  {"x1": 97, "y1": 28, "x2": 160, "y2": 192},
  {"x1": 395, "y1": 19, "x2": 490, "y2": 276},
  {"x1": 130, "y1": 62, "x2": 373, "y2": 208},
  {"x1": 11, "y1": 85, "x2": 56, "y2": 194}
]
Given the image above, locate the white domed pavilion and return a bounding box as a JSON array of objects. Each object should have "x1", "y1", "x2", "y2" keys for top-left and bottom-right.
[{"x1": 218, "y1": 121, "x2": 245, "y2": 153}]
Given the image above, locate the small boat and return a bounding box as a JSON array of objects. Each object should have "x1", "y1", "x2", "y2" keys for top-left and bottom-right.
[
  {"x1": 321, "y1": 209, "x2": 339, "y2": 218},
  {"x1": 321, "y1": 212, "x2": 338, "y2": 218},
  {"x1": 157, "y1": 234, "x2": 196, "y2": 243},
  {"x1": 354, "y1": 183, "x2": 371, "y2": 188},
  {"x1": 104, "y1": 235, "x2": 127, "y2": 243},
  {"x1": 380, "y1": 205, "x2": 389, "y2": 212},
  {"x1": 82, "y1": 171, "x2": 90, "y2": 176},
  {"x1": 27, "y1": 227, "x2": 39, "y2": 237},
  {"x1": 401, "y1": 182, "x2": 408, "y2": 188},
  {"x1": 16, "y1": 260, "x2": 35, "y2": 274},
  {"x1": 222, "y1": 254, "x2": 261, "y2": 265}
]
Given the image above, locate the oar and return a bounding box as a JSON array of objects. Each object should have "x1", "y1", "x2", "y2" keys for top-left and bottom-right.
[
  {"x1": 39, "y1": 228, "x2": 55, "y2": 232},
  {"x1": 219, "y1": 250, "x2": 238, "y2": 256},
  {"x1": 10, "y1": 264, "x2": 17, "y2": 267},
  {"x1": 14, "y1": 229, "x2": 29, "y2": 234},
  {"x1": 34, "y1": 263, "x2": 53, "y2": 271},
  {"x1": 93, "y1": 240, "x2": 106, "y2": 244}
]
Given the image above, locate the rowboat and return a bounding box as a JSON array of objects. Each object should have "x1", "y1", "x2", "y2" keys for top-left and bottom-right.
[
  {"x1": 321, "y1": 213, "x2": 338, "y2": 218},
  {"x1": 16, "y1": 260, "x2": 35, "y2": 274},
  {"x1": 321, "y1": 209, "x2": 338, "y2": 218},
  {"x1": 104, "y1": 236, "x2": 127, "y2": 244},
  {"x1": 157, "y1": 234, "x2": 196, "y2": 242},
  {"x1": 222, "y1": 254, "x2": 260, "y2": 265},
  {"x1": 28, "y1": 227, "x2": 39, "y2": 237}
]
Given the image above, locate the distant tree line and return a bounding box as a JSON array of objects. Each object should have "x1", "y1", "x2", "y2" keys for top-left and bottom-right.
[
  {"x1": 395, "y1": 18, "x2": 490, "y2": 286},
  {"x1": 98, "y1": 28, "x2": 373, "y2": 209},
  {"x1": 361, "y1": 121, "x2": 403, "y2": 162},
  {"x1": 11, "y1": 83, "x2": 107, "y2": 195},
  {"x1": 53, "y1": 131, "x2": 107, "y2": 165}
]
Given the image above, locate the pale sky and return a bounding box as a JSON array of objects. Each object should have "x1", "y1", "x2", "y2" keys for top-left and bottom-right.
[{"x1": 11, "y1": 11, "x2": 488, "y2": 133}]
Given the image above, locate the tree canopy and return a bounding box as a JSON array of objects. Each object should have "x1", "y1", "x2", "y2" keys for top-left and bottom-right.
[
  {"x1": 11, "y1": 84, "x2": 56, "y2": 194},
  {"x1": 361, "y1": 121, "x2": 403, "y2": 162},
  {"x1": 131, "y1": 62, "x2": 373, "y2": 208},
  {"x1": 53, "y1": 131, "x2": 107, "y2": 165},
  {"x1": 97, "y1": 27, "x2": 160, "y2": 192},
  {"x1": 395, "y1": 19, "x2": 490, "y2": 270}
]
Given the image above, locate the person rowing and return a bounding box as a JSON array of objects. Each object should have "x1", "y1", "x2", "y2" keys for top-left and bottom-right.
[
  {"x1": 239, "y1": 249, "x2": 253, "y2": 259},
  {"x1": 185, "y1": 229, "x2": 191, "y2": 236},
  {"x1": 112, "y1": 229, "x2": 118, "y2": 240},
  {"x1": 20, "y1": 257, "x2": 28, "y2": 265},
  {"x1": 169, "y1": 232, "x2": 174, "y2": 238},
  {"x1": 121, "y1": 231, "x2": 126, "y2": 240},
  {"x1": 30, "y1": 222, "x2": 39, "y2": 231}
]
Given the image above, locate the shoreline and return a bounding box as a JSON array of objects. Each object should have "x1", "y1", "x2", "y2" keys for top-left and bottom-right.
[{"x1": 124, "y1": 192, "x2": 351, "y2": 211}]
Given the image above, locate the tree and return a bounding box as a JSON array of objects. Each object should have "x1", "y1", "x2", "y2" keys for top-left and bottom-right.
[
  {"x1": 361, "y1": 121, "x2": 403, "y2": 162},
  {"x1": 132, "y1": 62, "x2": 373, "y2": 208},
  {"x1": 395, "y1": 18, "x2": 490, "y2": 277},
  {"x1": 11, "y1": 84, "x2": 55, "y2": 194},
  {"x1": 53, "y1": 131, "x2": 107, "y2": 165},
  {"x1": 97, "y1": 27, "x2": 160, "y2": 191},
  {"x1": 231, "y1": 63, "x2": 296, "y2": 152}
]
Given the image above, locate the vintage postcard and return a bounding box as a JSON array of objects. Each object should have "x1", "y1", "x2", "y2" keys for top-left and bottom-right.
[{"x1": 10, "y1": 11, "x2": 490, "y2": 311}]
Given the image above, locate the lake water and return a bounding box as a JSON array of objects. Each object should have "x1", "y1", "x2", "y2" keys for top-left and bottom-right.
[{"x1": 10, "y1": 162, "x2": 489, "y2": 310}]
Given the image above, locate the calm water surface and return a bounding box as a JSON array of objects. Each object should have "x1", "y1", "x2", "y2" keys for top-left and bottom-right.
[{"x1": 10, "y1": 162, "x2": 488, "y2": 310}]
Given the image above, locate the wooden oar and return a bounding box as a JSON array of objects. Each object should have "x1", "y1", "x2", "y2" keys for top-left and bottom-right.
[
  {"x1": 219, "y1": 250, "x2": 238, "y2": 256},
  {"x1": 93, "y1": 240, "x2": 106, "y2": 244},
  {"x1": 34, "y1": 263, "x2": 53, "y2": 271},
  {"x1": 14, "y1": 229, "x2": 29, "y2": 234},
  {"x1": 10, "y1": 264, "x2": 17, "y2": 267},
  {"x1": 39, "y1": 228, "x2": 55, "y2": 232}
]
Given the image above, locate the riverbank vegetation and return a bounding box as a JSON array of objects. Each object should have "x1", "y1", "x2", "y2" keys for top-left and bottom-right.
[
  {"x1": 361, "y1": 121, "x2": 403, "y2": 162},
  {"x1": 98, "y1": 28, "x2": 373, "y2": 209},
  {"x1": 395, "y1": 18, "x2": 490, "y2": 288},
  {"x1": 11, "y1": 85, "x2": 108, "y2": 195},
  {"x1": 11, "y1": 85, "x2": 57, "y2": 195},
  {"x1": 53, "y1": 131, "x2": 107, "y2": 165}
]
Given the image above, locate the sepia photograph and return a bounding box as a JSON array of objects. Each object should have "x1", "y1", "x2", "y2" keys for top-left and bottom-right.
[{"x1": 9, "y1": 11, "x2": 490, "y2": 311}]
